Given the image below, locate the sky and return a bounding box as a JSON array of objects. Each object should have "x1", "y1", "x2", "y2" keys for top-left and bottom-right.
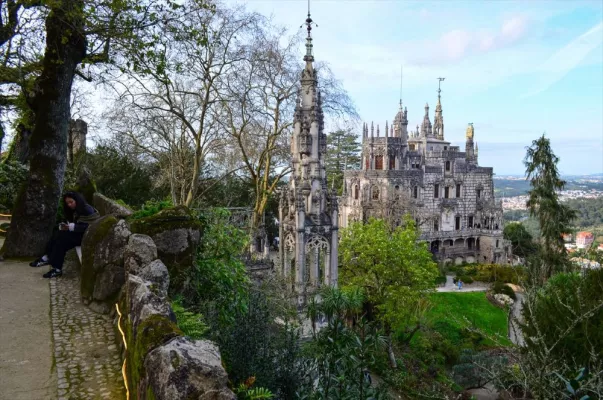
[{"x1": 229, "y1": 0, "x2": 603, "y2": 176}]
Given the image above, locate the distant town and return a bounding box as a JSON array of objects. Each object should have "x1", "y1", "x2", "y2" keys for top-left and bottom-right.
[{"x1": 495, "y1": 174, "x2": 603, "y2": 210}]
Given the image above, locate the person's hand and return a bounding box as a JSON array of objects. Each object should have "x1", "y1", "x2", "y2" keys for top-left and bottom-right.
[{"x1": 59, "y1": 223, "x2": 69, "y2": 231}]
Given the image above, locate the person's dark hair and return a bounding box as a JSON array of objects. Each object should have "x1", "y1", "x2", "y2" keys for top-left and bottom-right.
[{"x1": 62, "y1": 191, "x2": 89, "y2": 221}]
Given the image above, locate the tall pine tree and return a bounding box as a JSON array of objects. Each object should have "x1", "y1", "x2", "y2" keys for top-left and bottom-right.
[
  {"x1": 524, "y1": 134, "x2": 576, "y2": 284},
  {"x1": 325, "y1": 129, "x2": 361, "y2": 195}
]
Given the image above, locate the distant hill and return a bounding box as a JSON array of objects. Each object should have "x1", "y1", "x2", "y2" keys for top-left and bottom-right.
[{"x1": 494, "y1": 175, "x2": 603, "y2": 198}]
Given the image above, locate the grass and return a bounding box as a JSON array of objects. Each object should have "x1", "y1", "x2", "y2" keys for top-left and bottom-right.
[{"x1": 427, "y1": 292, "x2": 511, "y2": 347}]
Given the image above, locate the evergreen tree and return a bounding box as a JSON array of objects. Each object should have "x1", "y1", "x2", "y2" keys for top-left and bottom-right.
[
  {"x1": 325, "y1": 129, "x2": 361, "y2": 195},
  {"x1": 524, "y1": 135, "x2": 576, "y2": 283}
]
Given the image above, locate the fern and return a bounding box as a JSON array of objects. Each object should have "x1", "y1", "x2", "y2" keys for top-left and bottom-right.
[{"x1": 171, "y1": 299, "x2": 208, "y2": 339}]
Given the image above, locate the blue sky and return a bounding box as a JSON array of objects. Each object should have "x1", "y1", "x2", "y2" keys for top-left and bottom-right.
[{"x1": 231, "y1": 0, "x2": 603, "y2": 176}]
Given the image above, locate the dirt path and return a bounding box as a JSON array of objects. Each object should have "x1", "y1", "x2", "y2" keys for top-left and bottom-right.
[{"x1": 0, "y1": 249, "x2": 57, "y2": 400}]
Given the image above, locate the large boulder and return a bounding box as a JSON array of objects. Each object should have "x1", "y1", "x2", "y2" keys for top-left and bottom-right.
[
  {"x1": 124, "y1": 234, "x2": 158, "y2": 275},
  {"x1": 129, "y1": 206, "x2": 202, "y2": 294},
  {"x1": 93, "y1": 192, "x2": 133, "y2": 218},
  {"x1": 81, "y1": 216, "x2": 131, "y2": 313},
  {"x1": 144, "y1": 337, "x2": 236, "y2": 400}
]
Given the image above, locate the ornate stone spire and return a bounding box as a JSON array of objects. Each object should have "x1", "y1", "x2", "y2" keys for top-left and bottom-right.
[
  {"x1": 433, "y1": 77, "x2": 445, "y2": 140},
  {"x1": 385, "y1": 120, "x2": 389, "y2": 138},
  {"x1": 303, "y1": 2, "x2": 314, "y2": 65},
  {"x1": 377, "y1": 124, "x2": 380, "y2": 137},
  {"x1": 465, "y1": 123, "x2": 475, "y2": 161},
  {"x1": 420, "y1": 103, "x2": 432, "y2": 137},
  {"x1": 466, "y1": 122, "x2": 474, "y2": 140},
  {"x1": 371, "y1": 121, "x2": 374, "y2": 138}
]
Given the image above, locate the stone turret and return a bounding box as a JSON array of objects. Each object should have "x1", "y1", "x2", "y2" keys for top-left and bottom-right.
[
  {"x1": 433, "y1": 97, "x2": 444, "y2": 140},
  {"x1": 393, "y1": 102, "x2": 408, "y2": 140},
  {"x1": 420, "y1": 103, "x2": 432, "y2": 137},
  {"x1": 465, "y1": 123, "x2": 475, "y2": 162}
]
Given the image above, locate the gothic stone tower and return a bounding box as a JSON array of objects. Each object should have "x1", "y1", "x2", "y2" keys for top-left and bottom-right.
[{"x1": 278, "y1": 11, "x2": 339, "y2": 306}]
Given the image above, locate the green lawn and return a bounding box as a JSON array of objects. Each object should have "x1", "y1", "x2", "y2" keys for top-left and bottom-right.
[{"x1": 427, "y1": 292, "x2": 511, "y2": 347}]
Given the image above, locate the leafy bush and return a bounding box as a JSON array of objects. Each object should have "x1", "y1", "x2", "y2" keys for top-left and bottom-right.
[
  {"x1": 0, "y1": 160, "x2": 28, "y2": 213},
  {"x1": 492, "y1": 281, "x2": 516, "y2": 300},
  {"x1": 435, "y1": 276, "x2": 447, "y2": 286},
  {"x1": 130, "y1": 199, "x2": 173, "y2": 219}
]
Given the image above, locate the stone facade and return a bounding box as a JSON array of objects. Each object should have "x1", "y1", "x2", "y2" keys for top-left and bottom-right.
[
  {"x1": 278, "y1": 13, "x2": 339, "y2": 305},
  {"x1": 340, "y1": 92, "x2": 512, "y2": 265}
]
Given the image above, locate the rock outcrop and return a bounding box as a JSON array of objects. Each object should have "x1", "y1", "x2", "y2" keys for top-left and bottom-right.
[
  {"x1": 81, "y1": 217, "x2": 130, "y2": 314},
  {"x1": 93, "y1": 192, "x2": 133, "y2": 218},
  {"x1": 145, "y1": 337, "x2": 236, "y2": 400},
  {"x1": 129, "y1": 206, "x2": 201, "y2": 294}
]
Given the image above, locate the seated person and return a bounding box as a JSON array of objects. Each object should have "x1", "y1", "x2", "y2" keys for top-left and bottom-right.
[{"x1": 30, "y1": 191, "x2": 100, "y2": 278}]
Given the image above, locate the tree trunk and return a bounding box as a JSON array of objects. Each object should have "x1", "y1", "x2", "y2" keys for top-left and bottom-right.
[{"x1": 1, "y1": 0, "x2": 85, "y2": 257}]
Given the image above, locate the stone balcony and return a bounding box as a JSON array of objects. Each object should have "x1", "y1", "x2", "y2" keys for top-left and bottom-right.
[{"x1": 420, "y1": 228, "x2": 503, "y2": 241}]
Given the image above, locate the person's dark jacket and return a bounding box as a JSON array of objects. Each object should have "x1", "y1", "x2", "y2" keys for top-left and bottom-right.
[{"x1": 70, "y1": 204, "x2": 100, "y2": 233}]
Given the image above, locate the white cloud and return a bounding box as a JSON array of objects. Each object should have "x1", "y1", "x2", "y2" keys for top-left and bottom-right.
[
  {"x1": 501, "y1": 15, "x2": 528, "y2": 43},
  {"x1": 521, "y1": 21, "x2": 603, "y2": 98}
]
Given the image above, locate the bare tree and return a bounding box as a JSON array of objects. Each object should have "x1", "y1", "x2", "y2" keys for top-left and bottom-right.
[
  {"x1": 104, "y1": 5, "x2": 259, "y2": 207},
  {"x1": 217, "y1": 22, "x2": 358, "y2": 234}
]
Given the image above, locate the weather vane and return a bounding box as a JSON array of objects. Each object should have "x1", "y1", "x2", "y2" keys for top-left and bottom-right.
[{"x1": 437, "y1": 77, "x2": 445, "y2": 96}]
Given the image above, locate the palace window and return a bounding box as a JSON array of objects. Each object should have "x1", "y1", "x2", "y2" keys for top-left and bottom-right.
[
  {"x1": 468, "y1": 216, "x2": 474, "y2": 228},
  {"x1": 496, "y1": 240, "x2": 499, "y2": 248},
  {"x1": 354, "y1": 185, "x2": 359, "y2": 200},
  {"x1": 444, "y1": 187, "x2": 450, "y2": 198},
  {"x1": 413, "y1": 186, "x2": 418, "y2": 198},
  {"x1": 445, "y1": 161, "x2": 451, "y2": 171},
  {"x1": 389, "y1": 157, "x2": 395, "y2": 170},
  {"x1": 455, "y1": 216, "x2": 461, "y2": 230},
  {"x1": 456, "y1": 184, "x2": 461, "y2": 198},
  {"x1": 365, "y1": 158, "x2": 369, "y2": 170},
  {"x1": 372, "y1": 188, "x2": 380, "y2": 200},
  {"x1": 434, "y1": 184, "x2": 439, "y2": 198},
  {"x1": 375, "y1": 155, "x2": 383, "y2": 170},
  {"x1": 477, "y1": 189, "x2": 482, "y2": 199},
  {"x1": 433, "y1": 220, "x2": 439, "y2": 231},
  {"x1": 409, "y1": 144, "x2": 416, "y2": 151}
]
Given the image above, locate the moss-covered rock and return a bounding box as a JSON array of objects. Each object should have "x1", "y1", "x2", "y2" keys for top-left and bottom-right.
[
  {"x1": 81, "y1": 216, "x2": 130, "y2": 313},
  {"x1": 129, "y1": 206, "x2": 202, "y2": 295}
]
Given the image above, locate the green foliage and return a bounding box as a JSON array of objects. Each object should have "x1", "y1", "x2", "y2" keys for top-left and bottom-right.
[
  {"x1": 130, "y1": 199, "x2": 174, "y2": 219},
  {"x1": 427, "y1": 292, "x2": 511, "y2": 348},
  {"x1": 434, "y1": 275, "x2": 447, "y2": 286},
  {"x1": 492, "y1": 281, "x2": 516, "y2": 300},
  {"x1": 0, "y1": 160, "x2": 28, "y2": 213},
  {"x1": 185, "y1": 208, "x2": 250, "y2": 326},
  {"x1": 235, "y1": 383, "x2": 274, "y2": 400},
  {"x1": 565, "y1": 197, "x2": 603, "y2": 229},
  {"x1": 86, "y1": 145, "x2": 166, "y2": 209},
  {"x1": 504, "y1": 222, "x2": 537, "y2": 257},
  {"x1": 171, "y1": 298, "x2": 208, "y2": 339},
  {"x1": 213, "y1": 284, "x2": 303, "y2": 400},
  {"x1": 452, "y1": 349, "x2": 509, "y2": 390},
  {"x1": 325, "y1": 129, "x2": 361, "y2": 195},
  {"x1": 449, "y1": 263, "x2": 526, "y2": 284},
  {"x1": 339, "y1": 217, "x2": 439, "y2": 330},
  {"x1": 300, "y1": 287, "x2": 389, "y2": 400},
  {"x1": 555, "y1": 368, "x2": 592, "y2": 400},
  {"x1": 521, "y1": 269, "x2": 603, "y2": 366}
]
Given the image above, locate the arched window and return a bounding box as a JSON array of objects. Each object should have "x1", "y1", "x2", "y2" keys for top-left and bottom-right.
[
  {"x1": 389, "y1": 157, "x2": 396, "y2": 169},
  {"x1": 372, "y1": 188, "x2": 380, "y2": 200},
  {"x1": 354, "y1": 185, "x2": 359, "y2": 200},
  {"x1": 445, "y1": 161, "x2": 451, "y2": 171},
  {"x1": 413, "y1": 186, "x2": 418, "y2": 198},
  {"x1": 365, "y1": 158, "x2": 369, "y2": 170},
  {"x1": 375, "y1": 155, "x2": 383, "y2": 170}
]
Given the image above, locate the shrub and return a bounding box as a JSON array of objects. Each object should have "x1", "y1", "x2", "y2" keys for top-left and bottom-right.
[
  {"x1": 435, "y1": 276, "x2": 447, "y2": 286},
  {"x1": 0, "y1": 160, "x2": 28, "y2": 213},
  {"x1": 130, "y1": 199, "x2": 173, "y2": 219},
  {"x1": 456, "y1": 275, "x2": 473, "y2": 284},
  {"x1": 492, "y1": 281, "x2": 516, "y2": 300}
]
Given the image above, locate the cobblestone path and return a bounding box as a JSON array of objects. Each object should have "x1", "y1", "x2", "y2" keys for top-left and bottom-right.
[{"x1": 50, "y1": 256, "x2": 125, "y2": 400}]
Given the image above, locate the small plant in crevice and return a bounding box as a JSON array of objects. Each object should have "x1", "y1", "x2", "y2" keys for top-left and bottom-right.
[{"x1": 171, "y1": 298, "x2": 208, "y2": 340}]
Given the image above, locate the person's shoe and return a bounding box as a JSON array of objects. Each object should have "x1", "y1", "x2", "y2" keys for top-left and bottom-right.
[
  {"x1": 43, "y1": 268, "x2": 62, "y2": 278},
  {"x1": 30, "y1": 258, "x2": 49, "y2": 267}
]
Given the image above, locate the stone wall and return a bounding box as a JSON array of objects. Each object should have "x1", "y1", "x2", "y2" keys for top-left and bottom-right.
[{"x1": 78, "y1": 200, "x2": 234, "y2": 399}]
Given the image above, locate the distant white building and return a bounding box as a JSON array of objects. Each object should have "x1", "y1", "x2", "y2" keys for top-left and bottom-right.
[{"x1": 576, "y1": 231, "x2": 594, "y2": 249}]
